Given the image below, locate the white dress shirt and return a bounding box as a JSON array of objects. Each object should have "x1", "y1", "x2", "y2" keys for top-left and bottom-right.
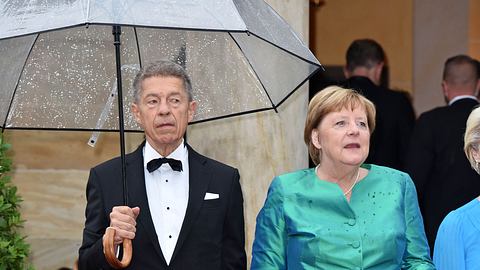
[
  {"x1": 143, "y1": 140, "x2": 189, "y2": 265},
  {"x1": 448, "y1": 95, "x2": 478, "y2": 105}
]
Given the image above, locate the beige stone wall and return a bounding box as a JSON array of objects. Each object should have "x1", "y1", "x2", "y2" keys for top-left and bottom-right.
[
  {"x1": 6, "y1": 1, "x2": 310, "y2": 269},
  {"x1": 469, "y1": 0, "x2": 480, "y2": 59},
  {"x1": 188, "y1": 1, "x2": 310, "y2": 265},
  {"x1": 413, "y1": 0, "x2": 469, "y2": 115},
  {"x1": 7, "y1": 131, "x2": 143, "y2": 269}
]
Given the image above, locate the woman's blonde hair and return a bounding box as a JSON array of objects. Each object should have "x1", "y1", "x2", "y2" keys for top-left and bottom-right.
[
  {"x1": 464, "y1": 106, "x2": 480, "y2": 174},
  {"x1": 304, "y1": 86, "x2": 376, "y2": 165}
]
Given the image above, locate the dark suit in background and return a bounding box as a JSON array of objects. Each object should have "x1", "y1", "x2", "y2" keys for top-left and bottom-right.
[
  {"x1": 405, "y1": 54, "x2": 480, "y2": 253},
  {"x1": 405, "y1": 98, "x2": 480, "y2": 253},
  {"x1": 342, "y1": 39, "x2": 415, "y2": 170},
  {"x1": 79, "y1": 143, "x2": 245, "y2": 269},
  {"x1": 344, "y1": 76, "x2": 415, "y2": 170}
]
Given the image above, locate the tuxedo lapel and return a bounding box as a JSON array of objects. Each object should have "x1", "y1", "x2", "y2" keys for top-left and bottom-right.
[
  {"x1": 170, "y1": 145, "x2": 211, "y2": 262},
  {"x1": 126, "y1": 143, "x2": 168, "y2": 266}
]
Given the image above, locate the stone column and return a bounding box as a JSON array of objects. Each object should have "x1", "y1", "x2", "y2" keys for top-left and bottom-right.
[
  {"x1": 187, "y1": 0, "x2": 310, "y2": 264},
  {"x1": 413, "y1": 0, "x2": 469, "y2": 115}
]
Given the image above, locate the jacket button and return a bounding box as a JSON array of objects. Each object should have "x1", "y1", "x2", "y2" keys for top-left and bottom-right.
[
  {"x1": 347, "y1": 218, "x2": 356, "y2": 226},
  {"x1": 351, "y1": 240, "x2": 360, "y2": 248}
]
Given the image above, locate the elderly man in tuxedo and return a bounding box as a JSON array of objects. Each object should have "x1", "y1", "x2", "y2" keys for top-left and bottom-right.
[{"x1": 78, "y1": 60, "x2": 246, "y2": 269}]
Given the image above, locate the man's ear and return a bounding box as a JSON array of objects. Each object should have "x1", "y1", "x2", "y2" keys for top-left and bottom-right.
[
  {"x1": 441, "y1": 80, "x2": 449, "y2": 98},
  {"x1": 373, "y1": 62, "x2": 384, "y2": 84},
  {"x1": 475, "y1": 79, "x2": 480, "y2": 97},
  {"x1": 188, "y1": 100, "x2": 197, "y2": 123},
  {"x1": 131, "y1": 103, "x2": 142, "y2": 126},
  {"x1": 343, "y1": 66, "x2": 351, "y2": 79}
]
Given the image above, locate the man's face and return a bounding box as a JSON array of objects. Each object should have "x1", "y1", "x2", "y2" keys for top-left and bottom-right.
[{"x1": 132, "y1": 76, "x2": 196, "y2": 155}]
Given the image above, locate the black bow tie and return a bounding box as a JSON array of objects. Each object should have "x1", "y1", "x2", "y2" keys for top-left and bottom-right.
[{"x1": 147, "y1": 158, "x2": 183, "y2": 172}]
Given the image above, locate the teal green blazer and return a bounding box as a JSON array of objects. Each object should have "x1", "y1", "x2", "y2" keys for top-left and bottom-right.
[{"x1": 251, "y1": 164, "x2": 435, "y2": 270}]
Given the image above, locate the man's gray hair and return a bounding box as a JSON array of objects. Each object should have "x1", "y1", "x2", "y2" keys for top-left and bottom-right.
[{"x1": 132, "y1": 60, "x2": 193, "y2": 103}]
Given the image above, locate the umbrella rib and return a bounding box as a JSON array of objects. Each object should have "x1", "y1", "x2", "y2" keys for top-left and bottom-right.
[
  {"x1": 85, "y1": 0, "x2": 91, "y2": 22},
  {"x1": 247, "y1": 31, "x2": 322, "y2": 68},
  {"x1": 133, "y1": 27, "x2": 143, "y2": 68},
  {"x1": 0, "y1": 23, "x2": 246, "y2": 42},
  {"x1": 228, "y1": 32, "x2": 277, "y2": 113},
  {"x1": 190, "y1": 107, "x2": 273, "y2": 124},
  {"x1": 1, "y1": 127, "x2": 145, "y2": 133},
  {"x1": 2, "y1": 34, "x2": 40, "y2": 132},
  {"x1": 0, "y1": 23, "x2": 89, "y2": 41}
]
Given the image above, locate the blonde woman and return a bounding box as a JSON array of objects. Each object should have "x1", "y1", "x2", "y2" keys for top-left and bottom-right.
[
  {"x1": 434, "y1": 106, "x2": 480, "y2": 269},
  {"x1": 251, "y1": 86, "x2": 434, "y2": 269}
]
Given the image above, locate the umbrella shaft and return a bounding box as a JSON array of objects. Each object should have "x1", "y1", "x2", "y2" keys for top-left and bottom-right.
[{"x1": 113, "y1": 25, "x2": 128, "y2": 206}]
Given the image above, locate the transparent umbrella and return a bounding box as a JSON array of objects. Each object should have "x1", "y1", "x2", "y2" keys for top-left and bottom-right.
[
  {"x1": 0, "y1": 0, "x2": 321, "y2": 268},
  {"x1": 0, "y1": 0, "x2": 321, "y2": 132}
]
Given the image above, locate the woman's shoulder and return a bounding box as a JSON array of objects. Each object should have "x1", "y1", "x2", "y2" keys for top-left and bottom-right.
[
  {"x1": 275, "y1": 168, "x2": 315, "y2": 182},
  {"x1": 363, "y1": 164, "x2": 411, "y2": 184},
  {"x1": 440, "y1": 199, "x2": 480, "y2": 233},
  {"x1": 263, "y1": 168, "x2": 315, "y2": 205},
  {"x1": 366, "y1": 164, "x2": 409, "y2": 176},
  {"x1": 269, "y1": 168, "x2": 316, "y2": 192},
  {"x1": 453, "y1": 199, "x2": 480, "y2": 227},
  {"x1": 434, "y1": 200, "x2": 480, "y2": 270}
]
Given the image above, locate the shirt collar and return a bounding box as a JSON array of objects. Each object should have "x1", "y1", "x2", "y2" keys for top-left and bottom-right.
[
  {"x1": 448, "y1": 95, "x2": 478, "y2": 106},
  {"x1": 143, "y1": 139, "x2": 188, "y2": 167}
]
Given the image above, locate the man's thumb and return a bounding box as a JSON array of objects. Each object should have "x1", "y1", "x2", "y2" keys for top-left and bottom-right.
[{"x1": 132, "y1": 206, "x2": 140, "y2": 219}]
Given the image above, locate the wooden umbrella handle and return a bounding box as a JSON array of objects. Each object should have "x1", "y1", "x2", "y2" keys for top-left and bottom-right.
[{"x1": 103, "y1": 227, "x2": 132, "y2": 269}]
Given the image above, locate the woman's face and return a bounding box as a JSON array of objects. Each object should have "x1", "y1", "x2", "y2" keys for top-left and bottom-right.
[{"x1": 312, "y1": 106, "x2": 370, "y2": 167}]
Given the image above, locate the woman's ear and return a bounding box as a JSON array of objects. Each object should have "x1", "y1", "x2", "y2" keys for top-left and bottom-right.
[
  {"x1": 311, "y1": 129, "x2": 321, "y2": 149},
  {"x1": 472, "y1": 148, "x2": 480, "y2": 164}
]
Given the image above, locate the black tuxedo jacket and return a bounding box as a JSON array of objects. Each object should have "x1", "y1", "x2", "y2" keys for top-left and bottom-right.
[
  {"x1": 78, "y1": 142, "x2": 246, "y2": 269},
  {"x1": 343, "y1": 76, "x2": 416, "y2": 170},
  {"x1": 405, "y1": 98, "x2": 480, "y2": 252}
]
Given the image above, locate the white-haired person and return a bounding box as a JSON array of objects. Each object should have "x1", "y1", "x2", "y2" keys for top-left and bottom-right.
[{"x1": 434, "y1": 106, "x2": 480, "y2": 269}]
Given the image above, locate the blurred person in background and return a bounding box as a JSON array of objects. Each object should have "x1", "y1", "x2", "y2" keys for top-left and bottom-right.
[{"x1": 405, "y1": 54, "x2": 480, "y2": 253}]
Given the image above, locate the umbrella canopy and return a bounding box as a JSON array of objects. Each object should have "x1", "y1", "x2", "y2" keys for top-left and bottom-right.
[
  {"x1": 1, "y1": 2, "x2": 321, "y2": 267},
  {"x1": 0, "y1": 0, "x2": 321, "y2": 132}
]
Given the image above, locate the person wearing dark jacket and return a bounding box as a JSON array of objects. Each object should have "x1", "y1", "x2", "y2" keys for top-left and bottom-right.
[
  {"x1": 405, "y1": 54, "x2": 480, "y2": 253},
  {"x1": 78, "y1": 60, "x2": 246, "y2": 269},
  {"x1": 343, "y1": 39, "x2": 415, "y2": 170}
]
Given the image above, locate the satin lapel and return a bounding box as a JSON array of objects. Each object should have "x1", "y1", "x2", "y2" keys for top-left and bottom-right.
[
  {"x1": 126, "y1": 142, "x2": 168, "y2": 266},
  {"x1": 170, "y1": 145, "x2": 211, "y2": 262}
]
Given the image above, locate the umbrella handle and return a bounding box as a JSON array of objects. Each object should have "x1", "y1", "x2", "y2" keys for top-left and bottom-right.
[{"x1": 103, "y1": 227, "x2": 132, "y2": 269}]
